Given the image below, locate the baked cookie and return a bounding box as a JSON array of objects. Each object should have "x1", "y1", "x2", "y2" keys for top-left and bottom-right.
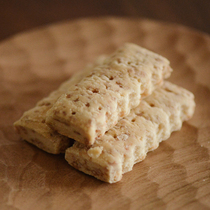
[
  {"x1": 65, "y1": 82, "x2": 195, "y2": 183},
  {"x1": 46, "y1": 43, "x2": 172, "y2": 146},
  {"x1": 14, "y1": 56, "x2": 106, "y2": 154}
]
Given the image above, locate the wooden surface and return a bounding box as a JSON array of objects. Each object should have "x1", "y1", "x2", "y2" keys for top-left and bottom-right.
[
  {"x1": 0, "y1": 0, "x2": 210, "y2": 42},
  {"x1": 0, "y1": 17, "x2": 210, "y2": 210}
]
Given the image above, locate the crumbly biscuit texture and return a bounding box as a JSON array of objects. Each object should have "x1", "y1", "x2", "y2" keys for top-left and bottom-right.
[
  {"x1": 65, "y1": 81, "x2": 195, "y2": 183},
  {"x1": 14, "y1": 56, "x2": 106, "y2": 154},
  {"x1": 46, "y1": 43, "x2": 172, "y2": 145}
]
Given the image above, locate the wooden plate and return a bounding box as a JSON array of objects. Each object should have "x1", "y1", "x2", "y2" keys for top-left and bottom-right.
[{"x1": 0, "y1": 17, "x2": 210, "y2": 210}]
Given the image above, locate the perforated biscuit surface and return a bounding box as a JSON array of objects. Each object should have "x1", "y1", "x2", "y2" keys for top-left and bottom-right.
[{"x1": 47, "y1": 43, "x2": 172, "y2": 145}]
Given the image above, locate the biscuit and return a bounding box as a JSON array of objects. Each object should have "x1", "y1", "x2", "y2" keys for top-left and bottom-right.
[
  {"x1": 14, "y1": 56, "x2": 106, "y2": 154},
  {"x1": 46, "y1": 43, "x2": 172, "y2": 146},
  {"x1": 65, "y1": 82, "x2": 195, "y2": 183}
]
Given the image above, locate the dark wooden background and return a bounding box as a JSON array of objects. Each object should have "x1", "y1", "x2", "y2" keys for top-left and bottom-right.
[{"x1": 0, "y1": 0, "x2": 209, "y2": 41}]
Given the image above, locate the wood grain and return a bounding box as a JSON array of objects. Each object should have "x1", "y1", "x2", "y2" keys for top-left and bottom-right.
[{"x1": 0, "y1": 17, "x2": 210, "y2": 210}]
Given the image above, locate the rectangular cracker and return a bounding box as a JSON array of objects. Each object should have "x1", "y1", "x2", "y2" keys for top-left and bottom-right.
[
  {"x1": 46, "y1": 43, "x2": 173, "y2": 146},
  {"x1": 65, "y1": 81, "x2": 195, "y2": 183},
  {"x1": 14, "y1": 56, "x2": 106, "y2": 154}
]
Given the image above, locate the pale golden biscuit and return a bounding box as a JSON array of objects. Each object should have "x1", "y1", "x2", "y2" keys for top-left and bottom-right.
[
  {"x1": 46, "y1": 43, "x2": 172, "y2": 146},
  {"x1": 65, "y1": 82, "x2": 195, "y2": 183},
  {"x1": 14, "y1": 56, "x2": 106, "y2": 154}
]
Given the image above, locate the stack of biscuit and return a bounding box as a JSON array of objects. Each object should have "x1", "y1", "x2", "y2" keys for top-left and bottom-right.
[{"x1": 14, "y1": 43, "x2": 195, "y2": 183}]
